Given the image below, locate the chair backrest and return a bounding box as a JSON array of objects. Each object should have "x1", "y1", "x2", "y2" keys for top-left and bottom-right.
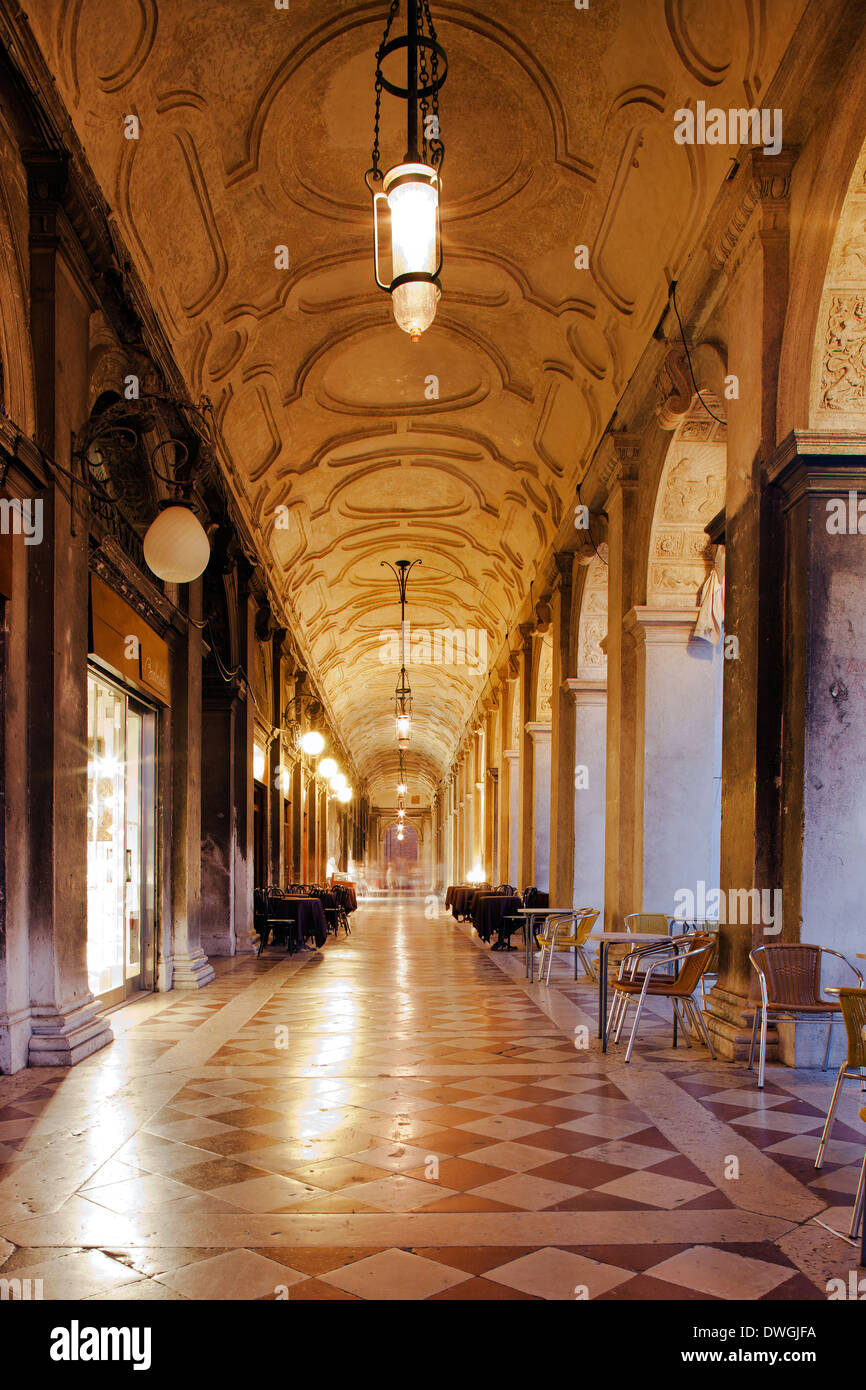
[
  {"x1": 522, "y1": 885, "x2": 538, "y2": 906},
  {"x1": 496, "y1": 883, "x2": 516, "y2": 895},
  {"x1": 538, "y1": 912, "x2": 576, "y2": 944},
  {"x1": 671, "y1": 934, "x2": 717, "y2": 994},
  {"x1": 575, "y1": 908, "x2": 600, "y2": 945},
  {"x1": 836, "y1": 988, "x2": 866, "y2": 1068},
  {"x1": 625, "y1": 912, "x2": 670, "y2": 935},
  {"x1": 751, "y1": 943, "x2": 824, "y2": 1008}
]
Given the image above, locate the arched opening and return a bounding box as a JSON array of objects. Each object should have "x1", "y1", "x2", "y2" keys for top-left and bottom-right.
[{"x1": 383, "y1": 821, "x2": 420, "y2": 892}]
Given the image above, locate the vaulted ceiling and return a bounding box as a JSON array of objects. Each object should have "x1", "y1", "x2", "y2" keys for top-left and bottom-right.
[{"x1": 26, "y1": 0, "x2": 807, "y2": 803}]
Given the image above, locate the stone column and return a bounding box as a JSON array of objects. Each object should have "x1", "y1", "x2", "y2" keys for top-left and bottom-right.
[
  {"x1": 526, "y1": 723, "x2": 552, "y2": 893},
  {"x1": 503, "y1": 750, "x2": 520, "y2": 886},
  {"x1": 26, "y1": 156, "x2": 112, "y2": 1064},
  {"x1": 233, "y1": 576, "x2": 256, "y2": 952},
  {"x1": 168, "y1": 584, "x2": 214, "y2": 989},
  {"x1": 268, "y1": 631, "x2": 288, "y2": 886},
  {"x1": 624, "y1": 608, "x2": 722, "y2": 911},
  {"x1": 763, "y1": 435, "x2": 866, "y2": 1062},
  {"x1": 568, "y1": 678, "x2": 607, "y2": 911},
  {"x1": 603, "y1": 439, "x2": 641, "y2": 928},
  {"x1": 517, "y1": 624, "x2": 536, "y2": 887},
  {"x1": 711, "y1": 152, "x2": 794, "y2": 1056},
  {"x1": 549, "y1": 555, "x2": 577, "y2": 907}
]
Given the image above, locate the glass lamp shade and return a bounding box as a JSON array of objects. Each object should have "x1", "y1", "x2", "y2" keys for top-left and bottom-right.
[
  {"x1": 300, "y1": 730, "x2": 325, "y2": 756},
  {"x1": 382, "y1": 163, "x2": 441, "y2": 341},
  {"x1": 397, "y1": 782, "x2": 407, "y2": 795},
  {"x1": 143, "y1": 504, "x2": 210, "y2": 583},
  {"x1": 395, "y1": 714, "x2": 412, "y2": 742},
  {"x1": 330, "y1": 773, "x2": 347, "y2": 792},
  {"x1": 396, "y1": 830, "x2": 405, "y2": 841},
  {"x1": 318, "y1": 757, "x2": 338, "y2": 779},
  {"x1": 337, "y1": 786, "x2": 352, "y2": 803}
]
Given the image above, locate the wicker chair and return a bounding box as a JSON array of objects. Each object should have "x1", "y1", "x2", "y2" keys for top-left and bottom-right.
[
  {"x1": 815, "y1": 987, "x2": 866, "y2": 1169},
  {"x1": 748, "y1": 944, "x2": 863, "y2": 1090},
  {"x1": 537, "y1": 908, "x2": 600, "y2": 984},
  {"x1": 608, "y1": 933, "x2": 717, "y2": 1063}
]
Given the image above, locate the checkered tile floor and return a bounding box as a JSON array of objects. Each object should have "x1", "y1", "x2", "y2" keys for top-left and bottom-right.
[{"x1": 0, "y1": 897, "x2": 863, "y2": 1299}]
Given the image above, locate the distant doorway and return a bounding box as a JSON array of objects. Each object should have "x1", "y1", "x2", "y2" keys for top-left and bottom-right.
[{"x1": 383, "y1": 823, "x2": 419, "y2": 891}]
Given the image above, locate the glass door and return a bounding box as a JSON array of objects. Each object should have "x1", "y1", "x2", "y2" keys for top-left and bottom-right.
[{"x1": 86, "y1": 670, "x2": 156, "y2": 1007}]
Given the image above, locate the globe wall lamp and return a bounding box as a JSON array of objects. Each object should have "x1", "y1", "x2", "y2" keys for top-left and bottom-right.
[{"x1": 365, "y1": 0, "x2": 446, "y2": 341}]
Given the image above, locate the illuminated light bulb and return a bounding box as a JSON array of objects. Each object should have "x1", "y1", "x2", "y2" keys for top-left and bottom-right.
[
  {"x1": 318, "y1": 757, "x2": 338, "y2": 779},
  {"x1": 331, "y1": 773, "x2": 347, "y2": 792},
  {"x1": 383, "y1": 164, "x2": 441, "y2": 341},
  {"x1": 396, "y1": 830, "x2": 405, "y2": 841},
  {"x1": 300, "y1": 730, "x2": 325, "y2": 756},
  {"x1": 143, "y1": 504, "x2": 210, "y2": 583},
  {"x1": 397, "y1": 782, "x2": 407, "y2": 795},
  {"x1": 338, "y1": 786, "x2": 352, "y2": 803}
]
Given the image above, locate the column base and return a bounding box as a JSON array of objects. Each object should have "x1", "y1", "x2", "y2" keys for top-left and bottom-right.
[
  {"x1": 0, "y1": 1006, "x2": 32, "y2": 1074},
  {"x1": 704, "y1": 984, "x2": 769, "y2": 1062},
  {"x1": 171, "y1": 947, "x2": 215, "y2": 990},
  {"x1": 28, "y1": 997, "x2": 113, "y2": 1068}
]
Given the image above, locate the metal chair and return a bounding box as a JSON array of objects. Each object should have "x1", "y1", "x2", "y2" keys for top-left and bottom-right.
[
  {"x1": 853, "y1": 1105, "x2": 866, "y2": 1249},
  {"x1": 537, "y1": 908, "x2": 600, "y2": 984},
  {"x1": 748, "y1": 944, "x2": 863, "y2": 1090},
  {"x1": 815, "y1": 988, "x2": 866, "y2": 1168},
  {"x1": 495, "y1": 883, "x2": 516, "y2": 894},
  {"x1": 608, "y1": 934, "x2": 717, "y2": 1063},
  {"x1": 671, "y1": 918, "x2": 719, "y2": 1006}
]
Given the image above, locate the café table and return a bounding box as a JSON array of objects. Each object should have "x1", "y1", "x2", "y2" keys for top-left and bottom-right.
[
  {"x1": 282, "y1": 895, "x2": 327, "y2": 949},
  {"x1": 586, "y1": 930, "x2": 671, "y2": 1052},
  {"x1": 472, "y1": 893, "x2": 522, "y2": 945}
]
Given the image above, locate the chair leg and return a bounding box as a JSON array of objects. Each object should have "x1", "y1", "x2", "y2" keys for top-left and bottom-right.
[
  {"x1": 758, "y1": 1004, "x2": 768, "y2": 1090},
  {"x1": 748, "y1": 1005, "x2": 759, "y2": 1072},
  {"x1": 822, "y1": 1017, "x2": 834, "y2": 1072},
  {"x1": 574, "y1": 944, "x2": 578, "y2": 980},
  {"x1": 688, "y1": 996, "x2": 717, "y2": 1060},
  {"x1": 849, "y1": 1152, "x2": 866, "y2": 1240},
  {"x1": 545, "y1": 940, "x2": 556, "y2": 985},
  {"x1": 613, "y1": 992, "x2": 629, "y2": 1043},
  {"x1": 624, "y1": 991, "x2": 649, "y2": 1063},
  {"x1": 815, "y1": 1063, "x2": 847, "y2": 1169},
  {"x1": 673, "y1": 999, "x2": 692, "y2": 1048},
  {"x1": 608, "y1": 992, "x2": 626, "y2": 1045}
]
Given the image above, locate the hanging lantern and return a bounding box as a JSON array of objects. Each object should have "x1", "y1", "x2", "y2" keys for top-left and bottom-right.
[
  {"x1": 300, "y1": 730, "x2": 325, "y2": 756},
  {"x1": 143, "y1": 503, "x2": 210, "y2": 584},
  {"x1": 366, "y1": 0, "x2": 447, "y2": 342},
  {"x1": 318, "y1": 757, "x2": 338, "y2": 779}
]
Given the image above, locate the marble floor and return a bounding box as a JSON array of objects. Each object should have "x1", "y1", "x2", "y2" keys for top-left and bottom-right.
[{"x1": 0, "y1": 897, "x2": 863, "y2": 1300}]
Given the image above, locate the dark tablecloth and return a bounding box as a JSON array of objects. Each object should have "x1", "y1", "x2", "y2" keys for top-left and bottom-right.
[
  {"x1": 472, "y1": 893, "x2": 522, "y2": 943},
  {"x1": 283, "y1": 895, "x2": 327, "y2": 947},
  {"x1": 449, "y1": 885, "x2": 491, "y2": 918}
]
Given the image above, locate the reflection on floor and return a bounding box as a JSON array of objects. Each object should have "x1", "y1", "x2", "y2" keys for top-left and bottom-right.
[{"x1": 0, "y1": 897, "x2": 863, "y2": 1299}]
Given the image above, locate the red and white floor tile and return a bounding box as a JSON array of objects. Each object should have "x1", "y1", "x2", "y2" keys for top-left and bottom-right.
[{"x1": 0, "y1": 898, "x2": 862, "y2": 1299}]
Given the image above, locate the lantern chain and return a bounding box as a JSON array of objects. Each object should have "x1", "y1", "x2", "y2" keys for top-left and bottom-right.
[
  {"x1": 424, "y1": 0, "x2": 444, "y2": 170},
  {"x1": 370, "y1": 0, "x2": 401, "y2": 183}
]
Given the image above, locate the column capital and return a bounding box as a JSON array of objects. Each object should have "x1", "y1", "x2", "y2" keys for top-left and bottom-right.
[
  {"x1": 525, "y1": 721, "x2": 552, "y2": 743},
  {"x1": 711, "y1": 146, "x2": 797, "y2": 272},
  {"x1": 624, "y1": 605, "x2": 701, "y2": 645},
  {"x1": 766, "y1": 429, "x2": 866, "y2": 507},
  {"x1": 565, "y1": 676, "x2": 608, "y2": 699}
]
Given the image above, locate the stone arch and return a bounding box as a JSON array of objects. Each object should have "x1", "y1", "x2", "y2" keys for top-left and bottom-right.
[
  {"x1": 532, "y1": 634, "x2": 553, "y2": 721},
  {"x1": 647, "y1": 399, "x2": 727, "y2": 608},
  {"x1": 777, "y1": 29, "x2": 866, "y2": 435},
  {"x1": 576, "y1": 555, "x2": 608, "y2": 680},
  {"x1": 0, "y1": 162, "x2": 35, "y2": 433},
  {"x1": 809, "y1": 136, "x2": 866, "y2": 426}
]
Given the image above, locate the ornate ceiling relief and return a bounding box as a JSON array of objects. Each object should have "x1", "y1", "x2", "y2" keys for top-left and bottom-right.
[{"x1": 24, "y1": 0, "x2": 804, "y2": 801}]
